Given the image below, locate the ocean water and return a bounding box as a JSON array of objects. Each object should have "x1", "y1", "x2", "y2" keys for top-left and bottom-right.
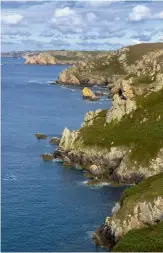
[{"x1": 1, "y1": 58, "x2": 125, "y2": 252}]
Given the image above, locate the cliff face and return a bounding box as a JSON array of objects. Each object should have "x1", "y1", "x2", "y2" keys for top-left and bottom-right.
[
  {"x1": 23, "y1": 50, "x2": 109, "y2": 65},
  {"x1": 93, "y1": 173, "x2": 163, "y2": 251},
  {"x1": 58, "y1": 82, "x2": 163, "y2": 184},
  {"x1": 25, "y1": 53, "x2": 57, "y2": 65},
  {"x1": 58, "y1": 43, "x2": 163, "y2": 86}
]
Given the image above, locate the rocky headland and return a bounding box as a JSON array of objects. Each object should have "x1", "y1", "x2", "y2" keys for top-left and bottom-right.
[
  {"x1": 34, "y1": 42, "x2": 163, "y2": 251},
  {"x1": 49, "y1": 42, "x2": 163, "y2": 251},
  {"x1": 25, "y1": 53, "x2": 57, "y2": 65},
  {"x1": 58, "y1": 43, "x2": 163, "y2": 86}
]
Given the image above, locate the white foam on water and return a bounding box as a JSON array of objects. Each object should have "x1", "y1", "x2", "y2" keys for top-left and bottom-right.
[
  {"x1": 90, "y1": 182, "x2": 110, "y2": 189},
  {"x1": 79, "y1": 180, "x2": 89, "y2": 185},
  {"x1": 53, "y1": 158, "x2": 62, "y2": 163},
  {"x1": 28, "y1": 80, "x2": 43, "y2": 84},
  {"x1": 3, "y1": 174, "x2": 17, "y2": 181},
  {"x1": 85, "y1": 230, "x2": 94, "y2": 239}
]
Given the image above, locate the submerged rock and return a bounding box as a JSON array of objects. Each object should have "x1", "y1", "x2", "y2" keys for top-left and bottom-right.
[
  {"x1": 95, "y1": 91, "x2": 104, "y2": 96},
  {"x1": 89, "y1": 96, "x2": 100, "y2": 101},
  {"x1": 34, "y1": 132, "x2": 47, "y2": 140},
  {"x1": 40, "y1": 153, "x2": 54, "y2": 161}
]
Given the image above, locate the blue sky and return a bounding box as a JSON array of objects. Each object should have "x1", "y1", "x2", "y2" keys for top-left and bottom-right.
[{"x1": 1, "y1": 0, "x2": 163, "y2": 52}]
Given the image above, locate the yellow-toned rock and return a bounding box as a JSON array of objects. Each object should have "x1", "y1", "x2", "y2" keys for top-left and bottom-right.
[
  {"x1": 82, "y1": 87, "x2": 95, "y2": 99},
  {"x1": 25, "y1": 53, "x2": 57, "y2": 65}
]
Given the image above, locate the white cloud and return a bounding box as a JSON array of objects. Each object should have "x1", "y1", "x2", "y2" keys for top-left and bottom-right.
[
  {"x1": 86, "y1": 12, "x2": 96, "y2": 22},
  {"x1": 86, "y1": 0, "x2": 120, "y2": 7},
  {"x1": 54, "y1": 7, "x2": 74, "y2": 18},
  {"x1": 51, "y1": 6, "x2": 81, "y2": 27},
  {"x1": 155, "y1": 11, "x2": 163, "y2": 19},
  {"x1": 1, "y1": 13, "x2": 23, "y2": 25},
  {"x1": 128, "y1": 5, "x2": 150, "y2": 22}
]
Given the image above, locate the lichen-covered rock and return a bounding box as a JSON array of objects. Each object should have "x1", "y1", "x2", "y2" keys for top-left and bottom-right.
[
  {"x1": 82, "y1": 87, "x2": 95, "y2": 99},
  {"x1": 34, "y1": 132, "x2": 47, "y2": 139}
]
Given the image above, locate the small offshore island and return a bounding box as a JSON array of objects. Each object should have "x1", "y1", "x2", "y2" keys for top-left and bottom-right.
[{"x1": 4, "y1": 42, "x2": 163, "y2": 251}]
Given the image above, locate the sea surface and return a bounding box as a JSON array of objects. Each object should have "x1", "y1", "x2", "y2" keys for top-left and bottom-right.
[{"x1": 1, "y1": 58, "x2": 125, "y2": 252}]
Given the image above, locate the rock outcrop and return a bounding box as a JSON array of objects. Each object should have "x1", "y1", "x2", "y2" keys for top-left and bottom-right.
[
  {"x1": 49, "y1": 137, "x2": 60, "y2": 145},
  {"x1": 58, "y1": 43, "x2": 163, "y2": 87},
  {"x1": 34, "y1": 132, "x2": 47, "y2": 139},
  {"x1": 56, "y1": 84, "x2": 163, "y2": 184},
  {"x1": 40, "y1": 153, "x2": 54, "y2": 161},
  {"x1": 82, "y1": 87, "x2": 95, "y2": 99},
  {"x1": 93, "y1": 173, "x2": 163, "y2": 250},
  {"x1": 25, "y1": 53, "x2": 57, "y2": 65}
]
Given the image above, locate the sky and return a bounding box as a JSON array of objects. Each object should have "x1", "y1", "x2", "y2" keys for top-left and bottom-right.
[{"x1": 1, "y1": 0, "x2": 163, "y2": 52}]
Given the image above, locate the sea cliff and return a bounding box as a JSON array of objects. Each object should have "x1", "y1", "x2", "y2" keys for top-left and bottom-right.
[
  {"x1": 58, "y1": 43, "x2": 163, "y2": 86},
  {"x1": 53, "y1": 43, "x2": 163, "y2": 251}
]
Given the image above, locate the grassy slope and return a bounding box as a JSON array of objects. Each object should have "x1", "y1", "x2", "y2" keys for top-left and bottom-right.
[
  {"x1": 112, "y1": 221, "x2": 163, "y2": 252},
  {"x1": 117, "y1": 173, "x2": 163, "y2": 219},
  {"x1": 112, "y1": 173, "x2": 163, "y2": 251},
  {"x1": 79, "y1": 89, "x2": 163, "y2": 165},
  {"x1": 73, "y1": 43, "x2": 163, "y2": 79},
  {"x1": 126, "y1": 42, "x2": 163, "y2": 64}
]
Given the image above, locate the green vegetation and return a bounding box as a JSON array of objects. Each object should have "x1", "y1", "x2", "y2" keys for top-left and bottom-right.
[
  {"x1": 112, "y1": 221, "x2": 163, "y2": 252},
  {"x1": 116, "y1": 173, "x2": 163, "y2": 220},
  {"x1": 126, "y1": 42, "x2": 163, "y2": 65},
  {"x1": 90, "y1": 54, "x2": 126, "y2": 77},
  {"x1": 79, "y1": 89, "x2": 163, "y2": 165},
  {"x1": 120, "y1": 173, "x2": 163, "y2": 203}
]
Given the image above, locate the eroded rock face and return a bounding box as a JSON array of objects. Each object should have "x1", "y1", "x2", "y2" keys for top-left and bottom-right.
[
  {"x1": 57, "y1": 43, "x2": 163, "y2": 87},
  {"x1": 93, "y1": 196, "x2": 163, "y2": 249},
  {"x1": 81, "y1": 109, "x2": 102, "y2": 127},
  {"x1": 25, "y1": 53, "x2": 57, "y2": 65},
  {"x1": 58, "y1": 67, "x2": 80, "y2": 85},
  {"x1": 114, "y1": 148, "x2": 163, "y2": 183},
  {"x1": 106, "y1": 94, "x2": 136, "y2": 123},
  {"x1": 59, "y1": 127, "x2": 126, "y2": 178}
]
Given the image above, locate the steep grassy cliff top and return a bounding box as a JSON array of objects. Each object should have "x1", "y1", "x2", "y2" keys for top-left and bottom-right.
[
  {"x1": 112, "y1": 220, "x2": 163, "y2": 252},
  {"x1": 78, "y1": 88, "x2": 163, "y2": 165}
]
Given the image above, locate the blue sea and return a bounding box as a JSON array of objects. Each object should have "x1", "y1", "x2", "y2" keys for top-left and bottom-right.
[{"x1": 1, "y1": 58, "x2": 125, "y2": 252}]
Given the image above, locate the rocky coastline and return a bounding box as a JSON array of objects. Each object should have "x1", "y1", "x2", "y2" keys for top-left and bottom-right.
[{"x1": 37, "y1": 43, "x2": 163, "y2": 251}]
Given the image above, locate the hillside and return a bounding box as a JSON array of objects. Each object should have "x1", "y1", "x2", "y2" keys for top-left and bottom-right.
[
  {"x1": 1, "y1": 50, "x2": 109, "y2": 65},
  {"x1": 58, "y1": 42, "x2": 163, "y2": 86},
  {"x1": 49, "y1": 42, "x2": 163, "y2": 251}
]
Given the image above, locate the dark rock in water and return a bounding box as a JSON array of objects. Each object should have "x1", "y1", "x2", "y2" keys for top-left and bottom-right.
[
  {"x1": 95, "y1": 91, "x2": 104, "y2": 96},
  {"x1": 34, "y1": 132, "x2": 47, "y2": 140},
  {"x1": 53, "y1": 150, "x2": 63, "y2": 159},
  {"x1": 40, "y1": 153, "x2": 54, "y2": 161},
  {"x1": 49, "y1": 137, "x2": 60, "y2": 145},
  {"x1": 92, "y1": 225, "x2": 116, "y2": 250},
  {"x1": 89, "y1": 96, "x2": 100, "y2": 101}
]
